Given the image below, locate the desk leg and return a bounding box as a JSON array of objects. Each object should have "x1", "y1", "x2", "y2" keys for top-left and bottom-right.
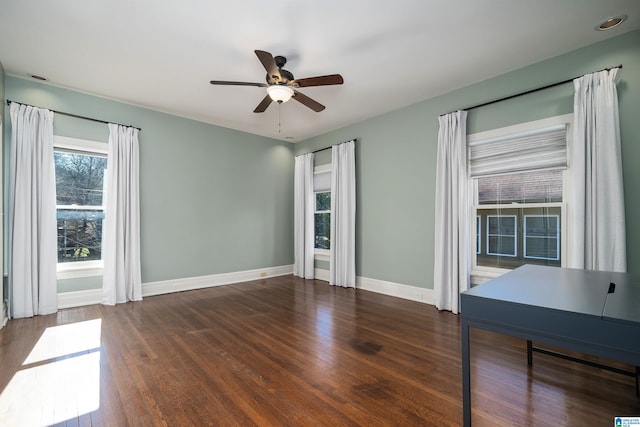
[
  {"x1": 527, "y1": 340, "x2": 533, "y2": 365},
  {"x1": 462, "y1": 319, "x2": 472, "y2": 427}
]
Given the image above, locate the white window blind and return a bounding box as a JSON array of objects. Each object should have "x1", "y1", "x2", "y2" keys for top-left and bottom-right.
[
  {"x1": 468, "y1": 124, "x2": 567, "y2": 177},
  {"x1": 314, "y1": 170, "x2": 331, "y2": 192}
]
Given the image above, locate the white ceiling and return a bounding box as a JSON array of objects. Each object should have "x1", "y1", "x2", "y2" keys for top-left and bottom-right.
[{"x1": 0, "y1": 1, "x2": 639, "y2": 142}]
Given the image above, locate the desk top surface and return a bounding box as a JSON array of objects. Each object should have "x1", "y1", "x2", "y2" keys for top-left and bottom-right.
[{"x1": 462, "y1": 265, "x2": 640, "y2": 324}]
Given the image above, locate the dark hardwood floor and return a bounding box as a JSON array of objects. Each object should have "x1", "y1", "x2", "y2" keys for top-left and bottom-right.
[{"x1": 1, "y1": 275, "x2": 638, "y2": 426}]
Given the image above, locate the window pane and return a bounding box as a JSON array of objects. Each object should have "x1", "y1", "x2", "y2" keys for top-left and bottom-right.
[
  {"x1": 486, "y1": 215, "x2": 517, "y2": 256},
  {"x1": 55, "y1": 149, "x2": 107, "y2": 264},
  {"x1": 487, "y1": 235, "x2": 517, "y2": 256},
  {"x1": 476, "y1": 207, "x2": 561, "y2": 269},
  {"x1": 525, "y1": 215, "x2": 558, "y2": 236},
  {"x1": 316, "y1": 192, "x2": 331, "y2": 211},
  {"x1": 315, "y1": 213, "x2": 330, "y2": 249},
  {"x1": 57, "y1": 209, "x2": 104, "y2": 263},
  {"x1": 525, "y1": 238, "x2": 559, "y2": 259},
  {"x1": 478, "y1": 169, "x2": 562, "y2": 204},
  {"x1": 487, "y1": 216, "x2": 516, "y2": 235},
  {"x1": 524, "y1": 215, "x2": 560, "y2": 260},
  {"x1": 55, "y1": 152, "x2": 107, "y2": 206}
]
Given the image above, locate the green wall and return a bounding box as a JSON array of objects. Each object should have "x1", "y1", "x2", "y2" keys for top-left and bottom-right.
[
  {"x1": 3, "y1": 30, "x2": 639, "y2": 296},
  {"x1": 3, "y1": 77, "x2": 294, "y2": 292},
  {"x1": 297, "y1": 30, "x2": 640, "y2": 289}
]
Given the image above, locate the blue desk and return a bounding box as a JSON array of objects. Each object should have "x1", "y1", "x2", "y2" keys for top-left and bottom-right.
[{"x1": 460, "y1": 265, "x2": 640, "y2": 426}]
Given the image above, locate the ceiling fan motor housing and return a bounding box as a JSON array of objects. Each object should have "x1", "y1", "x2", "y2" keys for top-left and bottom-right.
[{"x1": 267, "y1": 56, "x2": 294, "y2": 85}]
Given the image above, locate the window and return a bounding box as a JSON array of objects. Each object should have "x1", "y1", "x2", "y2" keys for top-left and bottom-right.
[
  {"x1": 314, "y1": 164, "x2": 331, "y2": 260},
  {"x1": 54, "y1": 136, "x2": 108, "y2": 278},
  {"x1": 469, "y1": 115, "x2": 572, "y2": 283},
  {"x1": 315, "y1": 192, "x2": 331, "y2": 249}
]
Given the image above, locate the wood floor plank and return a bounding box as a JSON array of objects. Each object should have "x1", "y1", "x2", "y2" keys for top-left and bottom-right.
[{"x1": 1, "y1": 275, "x2": 639, "y2": 426}]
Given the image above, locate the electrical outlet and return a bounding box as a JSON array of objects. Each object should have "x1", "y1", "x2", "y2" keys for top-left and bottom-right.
[{"x1": 260, "y1": 272, "x2": 267, "y2": 278}]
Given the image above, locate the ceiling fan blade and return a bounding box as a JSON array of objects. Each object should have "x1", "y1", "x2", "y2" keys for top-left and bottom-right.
[
  {"x1": 292, "y1": 90, "x2": 325, "y2": 112},
  {"x1": 253, "y1": 95, "x2": 273, "y2": 113},
  {"x1": 254, "y1": 50, "x2": 282, "y2": 82},
  {"x1": 292, "y1": 74, "x2": 344, "y2": 88},
  {"x1": 210, "y1": 80, "x2": 267, "y2": 87}
]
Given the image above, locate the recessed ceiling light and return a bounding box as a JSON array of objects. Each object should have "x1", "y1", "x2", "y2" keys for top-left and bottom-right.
[
  {"x1": 595, "y1": 14, "x2": 627, "y2": 31},
  {"x1": 27, "y1": 73, "x2": 48, "y2": 81}
]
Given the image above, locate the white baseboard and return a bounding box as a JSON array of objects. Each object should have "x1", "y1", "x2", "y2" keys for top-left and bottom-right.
[
  {"x1": 58, "y1": 289, "x2": 103, "y2": 309},
  {"x1": 313, "y1": 269, "x2": 434, "y2": 305},
  {"x1": 357, "y1": 276, "x2": 434, "y2": 305},
  {"x1": 0, "y1": 301, "x2": 7, "y2": 329},
  {"x1": 314, "y1": 268, "x2": 330, "y2": 282},
  {"x1": 57, "y1": 265, "x2": 294, "y2": 309},
  {"x1": 57, "y1": 265, "x2": 434, "y2": 310},
  {"x1": 142, "y1": 265, "x2": 293, "y2": 297}
]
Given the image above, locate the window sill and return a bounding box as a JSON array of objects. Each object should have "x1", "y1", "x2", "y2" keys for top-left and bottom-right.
[
  {"x1": 470, "y1": 266, "x2": 510, "y2": 287},
  {"x1": 314, "y1": 249, "x2": 330, "y2": 262},
  {"x1": 57, "y1": 262, "x2": 104, "y2": 280}
]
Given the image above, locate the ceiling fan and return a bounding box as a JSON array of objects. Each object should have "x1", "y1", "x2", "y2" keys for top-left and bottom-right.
[{"x1": 210, "y1": 50, "x2": 344, "y2": 113}]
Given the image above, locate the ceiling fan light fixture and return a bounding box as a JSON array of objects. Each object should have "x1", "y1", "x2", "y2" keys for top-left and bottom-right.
[{"x1": 267, "y1": 85, "x2": 294, "y2": 103}]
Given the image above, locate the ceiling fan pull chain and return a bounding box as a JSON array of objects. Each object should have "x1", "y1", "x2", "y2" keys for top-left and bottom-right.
[{"x1": 278, "y1": 103, "x2": 282, "y2": 134}]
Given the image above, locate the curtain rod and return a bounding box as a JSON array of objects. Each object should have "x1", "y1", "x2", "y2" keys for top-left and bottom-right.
[
  {"x1": 307, "y1": 138, "x2": 357, "y2": 155},
  {"x1": 6, "y1": 99, "x2": 141, "y2": 131},
  {"x1": 440, "y1": 64, "x2": 622, "y2": 117},
  {"x1": 312, "y1": 146, "x2": 332, "y2": 154}
]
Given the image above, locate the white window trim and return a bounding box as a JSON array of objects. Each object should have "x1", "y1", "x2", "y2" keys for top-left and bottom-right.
[
  {"x1": 56, "y1": 260, "x2": 104, "y2": 279},
  {"x1": 55, "y1": 135, "x2": 108, "y2": 155},
  {"x1": 54, "y1": 135, "x2": 108, "y2": 279},
  {"x1": 469, "y1": 114, "x2": 573, "y2": 285},
  {"x1": 476, "y1": 216, "x2": 481, "y2": 255}
]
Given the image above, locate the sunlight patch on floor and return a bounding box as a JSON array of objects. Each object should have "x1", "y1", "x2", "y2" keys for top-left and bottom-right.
[
  {"x1": 0, "y1": 319, "x2": 102, "y2": 427},
  {"x1": 24, "y1": 318, "x2": 102, "y2": 365}
]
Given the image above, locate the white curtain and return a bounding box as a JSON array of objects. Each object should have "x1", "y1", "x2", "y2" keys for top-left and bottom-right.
[
  {"x1": 571, "y1": 69, "x2": 626, "y2": 272},
  {"x1": 330, "y1": 140, "x2": 356, "y2": 288},
  {"x1": 294, "y1": 153, "x2": 315, "y2": 279},
  {"x1": 433, "y1": 111, "x2": 468, "y2": 314},
  {"x1": 8, "y1": 103, "x2": 58, "y2": 318},
  {"x1": 102, "y1": 124, "x2": 142, "y2": 305}
]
